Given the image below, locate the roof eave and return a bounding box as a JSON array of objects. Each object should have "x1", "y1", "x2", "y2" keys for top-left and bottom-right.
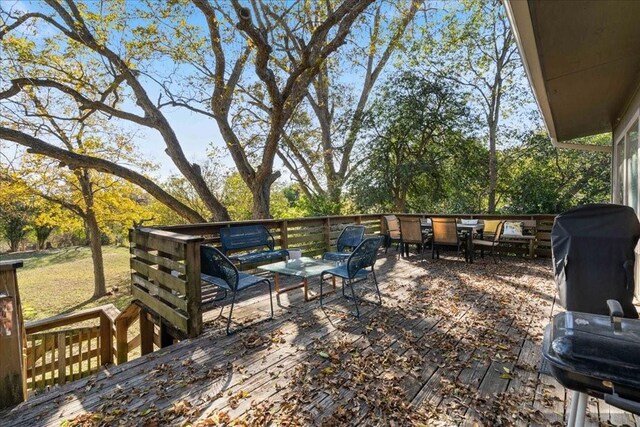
[{"x1": 504, "y1": 0, "x2": 557, "y2": 141}]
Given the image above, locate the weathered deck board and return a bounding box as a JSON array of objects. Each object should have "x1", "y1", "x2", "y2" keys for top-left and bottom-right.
[{"x1": 2, "y1": 251, "x2": 638, "y2": 426}]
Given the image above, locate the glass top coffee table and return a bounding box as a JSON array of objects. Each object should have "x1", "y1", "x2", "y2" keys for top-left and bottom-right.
[{"x1": 258, "y1": 257, "x2": 338, "y2": 301}]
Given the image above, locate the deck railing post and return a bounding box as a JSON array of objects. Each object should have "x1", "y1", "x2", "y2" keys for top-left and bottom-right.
[
  {"x1": 139, "y1": 310, "x2": 154, "y2": 356},
  {"x1": 0, "y1": 261, "x2": 26, "y2": 409},
  {"x1": 324, "y1": 217, "x2": 331, "y2": 252},
  {"x1": 281, "y1": 220, "x2": 289, "y2": 249},
  {"x1": 99, "y1": 312, "x2": 113, "y2": 365},
  {"x1": 184, "y1": 241, "x2": 202, "y2": 338}
]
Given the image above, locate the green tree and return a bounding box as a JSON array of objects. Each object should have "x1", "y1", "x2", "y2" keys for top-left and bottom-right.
[
  {"x1": 0, "y1": 203, "x2": 31, "y2": 252},
  {"x1": 221, "y1": 173, "x2": 305, "y2": 221},
  {"x1": 420, "y1": 0, "x2": 526, "y2": 213},
  {"x1": 349, "y1": 72, "x2": 474, "y2": 213},
  {"x1": 0, "y1": 85, "x2": 156, "y2": 297},
  {"x1": 500, "y1": 133, "x2": 610, "y2": 213}
]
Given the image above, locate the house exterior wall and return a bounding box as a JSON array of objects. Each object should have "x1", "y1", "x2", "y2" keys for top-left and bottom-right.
[{"x1": 612, "y1": 86, "x2": 640, "y2": 300}]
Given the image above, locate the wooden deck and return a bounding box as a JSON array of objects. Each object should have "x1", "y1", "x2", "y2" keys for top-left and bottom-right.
[{"x1": 2, "y1": 251, "x2": 639, "y2": 426}]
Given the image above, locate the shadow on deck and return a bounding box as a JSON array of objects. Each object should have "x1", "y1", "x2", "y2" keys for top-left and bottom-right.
[{"x1": 2, "y1": 251, "x2": 638, "y2": 426}]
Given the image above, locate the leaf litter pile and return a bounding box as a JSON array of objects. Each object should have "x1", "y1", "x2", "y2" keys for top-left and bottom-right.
[{"x1": 24, "y1": 255, "x2": 577, "y2": 426}]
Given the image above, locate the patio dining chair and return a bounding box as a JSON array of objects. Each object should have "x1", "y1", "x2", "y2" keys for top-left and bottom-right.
[
  {"x1": 383, "y1": 215, "x2": 402, "y2": 253},
  {"x1": 319, "y1": 236, "x2": 385, "y2": 318},
  {"x1": 322, "y1": 224, "x2": 366, "y2": 262},
  {"x1": 200, "y1": 245, "x2": 273, "y2": 335},
  {"x1": 431, "y1": 217, "x2": 465, "y2": 260},
  {"x1": 471, "y1": 221, "x2": 504, "y2": 263},
  {"x1": 399, "y1": 217, "x2": 430, "y2": 259}
]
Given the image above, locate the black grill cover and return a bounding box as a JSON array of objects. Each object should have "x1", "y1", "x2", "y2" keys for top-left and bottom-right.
[{"x1": 551, "y1": 204, "x2": 640, "y2": 318}]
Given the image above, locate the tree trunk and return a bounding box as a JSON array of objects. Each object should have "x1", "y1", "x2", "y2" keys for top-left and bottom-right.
[
  {"x1": 251, "y1": 173, "x2": 279, "y2": 219},
  {"x1": 77, "y1": 170, "x2": 107, "y2": 298},
  {"x1": 85, "y1": 211, "x2": 107, "y2": 298},
  {"x1": 487, "y1": 122, "x2": 498, "y2": 213}
]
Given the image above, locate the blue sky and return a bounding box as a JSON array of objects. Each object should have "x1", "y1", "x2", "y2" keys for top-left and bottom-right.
[{"x1": 2, "y1": 0, "x2": 541, "y2": 183}]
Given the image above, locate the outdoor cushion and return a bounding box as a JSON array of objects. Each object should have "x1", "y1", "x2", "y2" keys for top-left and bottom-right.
[
  {"x1": 483, "y1": 220, "x2": 502, "y2": 234},
  {"x1": 503, "y1": 221, "x2": 524, "y2": 236},
  {"x1": 461, "y1": 219, "x2": 479, "y2": 225}
]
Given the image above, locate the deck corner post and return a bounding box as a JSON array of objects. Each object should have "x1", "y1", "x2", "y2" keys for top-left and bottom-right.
[
  {"x1": 0, "y1": 260, "x2": 26, "y2": 409},
  {"x1": 99, "y1": 312, "x2": 113, "y2": 365}
]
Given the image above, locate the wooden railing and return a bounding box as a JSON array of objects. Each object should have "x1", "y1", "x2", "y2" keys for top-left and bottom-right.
[
  {"x1": 24, "y1": 304, "x2": 119, "y2": 392},
  {"x1": 130, "y1": 213, "x2": 556, "y2": 345},
  {"x1": 114, "y1": 302, "x2": 160, "y2": 364}
]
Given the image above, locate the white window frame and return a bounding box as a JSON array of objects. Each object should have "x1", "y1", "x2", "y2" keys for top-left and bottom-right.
[{"x1": 614, "y1": 109, "x2": 640, "y2": 208}]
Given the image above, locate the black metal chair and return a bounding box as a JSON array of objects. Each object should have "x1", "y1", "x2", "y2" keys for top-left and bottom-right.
[
  {"x1": 322, "y1": 225, "x2": 366, "y2": 262},
  {"x1": 319, "y1": 236, "x2": 385, "y2": 318},
  {"x1": 200, "y1": 245, "x2": 273, "y2": 335}
]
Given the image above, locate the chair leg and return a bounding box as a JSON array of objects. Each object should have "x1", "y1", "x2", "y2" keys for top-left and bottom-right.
[
  {"x1": 226, "y1": 291, "x2": 237, "y2": 335},
  {"x1": 267, "y1": 280, "x2": 274, "y2": 319},
  {"x1": 372, "y1": 269, "x2": 382, "y2": 306},
  {"x1": 348, "y1": 279, "x2": 360, "y2": 318}
]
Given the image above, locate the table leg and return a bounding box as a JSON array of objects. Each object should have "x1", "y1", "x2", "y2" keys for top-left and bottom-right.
[
  {"x1": 467, "y1": 236, "x2": 474, "y2": 263},
  {"x1": 304, "y1": 276, "x2": 337, "y2": 302},
  {"x1": 273, "y1": 272, "x2": 305, "y2": 295}
]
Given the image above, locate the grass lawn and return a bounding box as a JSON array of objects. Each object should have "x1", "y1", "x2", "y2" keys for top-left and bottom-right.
[{"x1": 0, "y1": 246, "x2": 133, "y2": 321}]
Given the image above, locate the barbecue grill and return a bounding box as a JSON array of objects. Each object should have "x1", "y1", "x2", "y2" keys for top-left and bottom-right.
[
  {"x1": 551, "y1": 203, "x2": 640, "y2": 318},
  {"x1": 543, "y1": 300, "x2": 640, "y2": 426},
  {"x1": 548, "y1": 204, "x2": 640, "y2": 425}
]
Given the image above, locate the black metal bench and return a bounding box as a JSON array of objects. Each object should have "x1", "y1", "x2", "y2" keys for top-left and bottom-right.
[{"x1": 219, "y1": 225, "x2": 289, "y2": 266}]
